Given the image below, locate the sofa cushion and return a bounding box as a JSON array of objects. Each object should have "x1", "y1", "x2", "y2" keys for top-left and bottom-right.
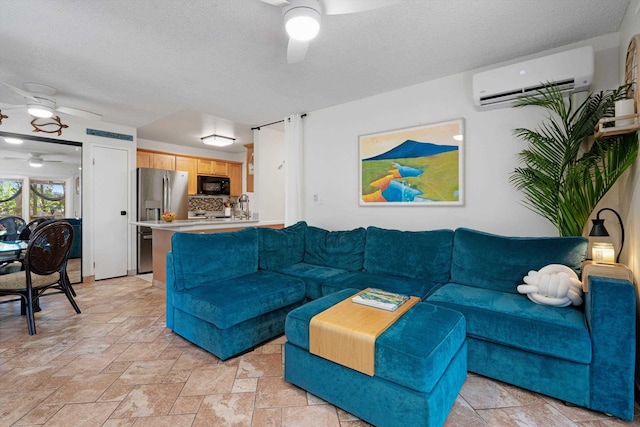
[
  {"x1": 258, "y1": 221, "x2": 307, "y2": 270},
  {"x1": 274, "y1": 262, "x2": 348, "y2": 300},
  {"x1": 304, "y1": 226, "x2": 366, "y2": 271},
  {"x1": 172, "y1": 270, "x2": 305, "y2": 329},
  {"x1": 364, "y1": 227, "x2": 453, "y2": 282},
  {"x1": 451, "y1": 228, "x2": 588, "y2": 294},
  {"x1": 171, "y1": 228, "x2": 258, "y2": 291},
  {"x1": 321, "y1": 271, "x2": 442, "y2": 300},
  {"x1": 427, "y1": 283, "x2": 591, "y2": 364}
]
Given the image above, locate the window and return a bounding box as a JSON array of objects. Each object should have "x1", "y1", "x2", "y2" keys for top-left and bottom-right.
[
  {"x1": 30, "y1": 179, "x2": 66, "y2": 218},
  {"x1": 0, "y1": 179, "x2": 24, "y2": 217}
]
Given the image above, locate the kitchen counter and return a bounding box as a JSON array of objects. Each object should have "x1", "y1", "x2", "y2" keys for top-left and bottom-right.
[
  {"x1": 131, "y1": 218, "x2": 263, "y2": 231},
  {"x1": 131, "y1": 219, "x2": 284, "y2": 288}
]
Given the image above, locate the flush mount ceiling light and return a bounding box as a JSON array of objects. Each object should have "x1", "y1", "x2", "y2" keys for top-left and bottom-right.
[
  {"x1": 29, "y1": 157, "x2": 44, "y2": 167},
  {"x1": 284, "y1": 0, "x2": 321, "y2": 41},
  {"x1": 201, "y1": 134, "x2": 236, "y2": 147},
  {"x1": 4, "y1": 137, "x2": 23, "y2": 144}
]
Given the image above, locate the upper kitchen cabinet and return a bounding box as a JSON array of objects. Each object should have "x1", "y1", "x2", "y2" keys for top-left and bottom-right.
[
  {"x1": 244, "y1": 143, "x2": 254, "y2": 192},
  {"x1": 136, "y1": 151, "x2": 153, "y2": 168},
  {"x1": 175, "y1": 156, "x2": 198, "y2": 195},
  {"x1": 229, "y1": 162, "x2": 242, "y2": 196},
  {"x1": 137, "y1": 150, "x2": 175, "y2": 170},
  {"x1": 153, "y1": 153, "x2": 175, "y2": 170},
  {"x1": 198, "y1": 159, "x2": 229, "y2": 176}
]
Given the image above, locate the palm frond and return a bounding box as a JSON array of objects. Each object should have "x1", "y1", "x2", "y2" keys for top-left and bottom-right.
[{"x1": 511, "y1": 83, "x2": 638, "y2": 236}]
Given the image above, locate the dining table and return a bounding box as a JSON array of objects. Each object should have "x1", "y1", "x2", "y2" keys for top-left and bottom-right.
[{"x1": 0, "y1": 240, "x2": 28, "y2": 273}]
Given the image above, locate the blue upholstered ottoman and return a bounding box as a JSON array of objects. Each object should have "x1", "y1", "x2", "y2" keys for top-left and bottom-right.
[{"x1": 284, "y1": 289, "x2": 467, "y2": 427}]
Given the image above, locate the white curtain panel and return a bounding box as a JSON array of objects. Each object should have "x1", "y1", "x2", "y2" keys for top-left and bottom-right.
[{"x1": 284, "y1": 114, "x2": 304, "y2": 226}]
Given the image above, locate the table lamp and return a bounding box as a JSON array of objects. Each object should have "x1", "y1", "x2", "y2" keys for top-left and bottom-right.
[{"x1": 588, "y1": 208, "x2": 624, "y2": 263}]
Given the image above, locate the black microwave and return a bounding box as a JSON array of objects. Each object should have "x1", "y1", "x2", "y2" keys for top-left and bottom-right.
[{"x1": 197, "y1": 176, "x2": 230, "y2": 195}]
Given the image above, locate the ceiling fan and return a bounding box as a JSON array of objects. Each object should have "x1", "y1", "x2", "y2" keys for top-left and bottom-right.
[
  {"x1": 0, "y1": 81, "x2": 102, "y2": 121},
  {"x1": 0, "y1": 152, "x2": 63, "y2": 168},
  {"x1": 260, "y1": 0, "x2": 402, "y2": 63}
]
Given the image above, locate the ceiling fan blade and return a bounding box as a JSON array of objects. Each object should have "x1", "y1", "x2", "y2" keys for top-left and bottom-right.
[
  {"x1": 0, "y1": 81, "x2": 41, "y2": 102},
  {"x1": 287, "y1": 38, "x2": 309, "y2": 64},
  {"x1": 322, "y1": 0, "x2": 402, "y2": 15},
  {"x1": 260, "y1": 0, "x2": 290, "y2": 6},
  {"x1": 56, "y1": 106, "x2": 103, "y2": 121}
]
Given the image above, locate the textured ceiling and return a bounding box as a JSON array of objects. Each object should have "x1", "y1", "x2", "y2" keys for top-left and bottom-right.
[{"x1": 0, "y1": 0, "x2": 631, "y2": 153}]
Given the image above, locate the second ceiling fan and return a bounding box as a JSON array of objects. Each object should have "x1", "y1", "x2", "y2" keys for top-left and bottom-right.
[{"x1": 260, "y1": 0, "x2": 402, "y2": 64}]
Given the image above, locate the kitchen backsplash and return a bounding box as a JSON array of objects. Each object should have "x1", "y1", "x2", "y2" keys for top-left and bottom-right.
[{"x1": 188, "y1": 196, "x2": 236, "y2": 212}]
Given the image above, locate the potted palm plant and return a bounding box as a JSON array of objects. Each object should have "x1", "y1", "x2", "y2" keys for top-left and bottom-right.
[{"x1": 510, "y1": 84, "x2": 639, "y2": 236}]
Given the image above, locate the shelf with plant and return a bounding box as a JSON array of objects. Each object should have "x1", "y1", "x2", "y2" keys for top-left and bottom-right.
[{"x1": 510, "y1": 84, "x2": 639, "y2": 237}]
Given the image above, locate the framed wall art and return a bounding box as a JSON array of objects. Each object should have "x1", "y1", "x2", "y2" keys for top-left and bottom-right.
[{"x1": 359, "y1": 118, "x2": 464, "y2": 206}]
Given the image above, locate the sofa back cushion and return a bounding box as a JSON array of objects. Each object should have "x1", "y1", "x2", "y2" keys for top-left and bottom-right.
[
  {"x1": 364, "y1": 227, "x2": 454, "y2": 282},
  {"x1": 171, "y1": 227, "x2": 258, "y2": 290},
  {"x1": 258, "y1": 221, "x2": 307, "y2": 270},
  {"x1": 451, "y1": 228, "x2": 588, "y2": 294},
  {"x1": 304, "y1": 226, "x2": 366, "y2": 271}
]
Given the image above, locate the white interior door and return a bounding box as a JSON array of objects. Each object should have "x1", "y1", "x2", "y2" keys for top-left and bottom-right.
[{"x1": 93, "y1": 146, "x2": 128, "y2": 280}]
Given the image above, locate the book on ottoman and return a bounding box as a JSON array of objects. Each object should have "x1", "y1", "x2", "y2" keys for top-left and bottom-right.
[{"x1": 352, "y1": 288, "x2": 409, "y2": 311}]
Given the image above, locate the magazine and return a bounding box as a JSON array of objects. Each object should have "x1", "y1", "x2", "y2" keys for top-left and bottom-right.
[{"x1": 352, "y1": 288, "x2": 410, "y2": 311}]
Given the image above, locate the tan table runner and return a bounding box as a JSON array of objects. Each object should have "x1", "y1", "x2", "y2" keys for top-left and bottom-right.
[{"x1": 309, "y1": 289, "x2": 420, "y2": 376}]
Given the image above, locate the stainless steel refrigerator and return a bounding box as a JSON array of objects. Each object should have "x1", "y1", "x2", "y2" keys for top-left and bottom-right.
[{"x1": 136, "y1": 168, "x2": 189, "y2": 274}]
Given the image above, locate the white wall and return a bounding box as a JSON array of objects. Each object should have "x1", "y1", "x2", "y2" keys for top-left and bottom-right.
[
  {"x1": 0, "y1": 110, "x2": 137, "y2": 277},
  {"x1": 615, "y1": 0, "x2": 640, "y2": 393},
  {"x1": 254, "y1": 127, "x2": 285, "y2": 222},
  {"x1": 303, "y1": 34, "x2": 620, "y2": 235}
]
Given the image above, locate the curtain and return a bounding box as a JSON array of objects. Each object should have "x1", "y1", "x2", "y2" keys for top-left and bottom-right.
[{"x1": 284, "y1": 114, "x2": 304, "y2": 226}]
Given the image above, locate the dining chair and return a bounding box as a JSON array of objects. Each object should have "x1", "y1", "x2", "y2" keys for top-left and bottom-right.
[
  {"x1": 0, "y1": 218, "x2": 52, "y2": 273},
  {"x1": 0, "y1": 216, "x2": 26, "y2": 241},
  {"x1": 0, "y1": 221, "x2": 81, "y2": 335},
  {"x1": 18, "y1": 218, "x2": 53, "y2": 240}
]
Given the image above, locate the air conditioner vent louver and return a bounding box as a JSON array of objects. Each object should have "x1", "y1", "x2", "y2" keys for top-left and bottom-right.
[{"x1": 473, "y1": 46, "x2": 593, "y2": 110}]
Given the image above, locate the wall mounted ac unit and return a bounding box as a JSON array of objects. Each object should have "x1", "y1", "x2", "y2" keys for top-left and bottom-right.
[{"x1": 472, "y1": 45, "x2": 594, "y2": 110}]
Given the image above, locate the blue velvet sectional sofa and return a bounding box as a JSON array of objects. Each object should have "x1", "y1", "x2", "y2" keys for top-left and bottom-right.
[{"x1": 165, "y1": 221, "x2": 636, "y2": 421}]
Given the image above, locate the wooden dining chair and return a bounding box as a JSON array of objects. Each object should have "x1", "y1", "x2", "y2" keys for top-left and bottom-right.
[{"x1": 0, "y1": 221, "x2": 81, "y2": 335}]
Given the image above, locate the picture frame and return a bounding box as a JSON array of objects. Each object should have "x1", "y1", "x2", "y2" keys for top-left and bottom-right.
[{"x1": 359, "y1": 118, "x2": 464, "y2": 206}]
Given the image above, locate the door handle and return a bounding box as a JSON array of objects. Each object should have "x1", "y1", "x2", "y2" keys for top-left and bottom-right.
[{"x1": 121, "y1": 211, "x2": 127, "y2": 215}]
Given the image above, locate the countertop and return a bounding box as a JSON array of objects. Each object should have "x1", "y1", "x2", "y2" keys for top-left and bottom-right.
[{"x1": 131, "y1": 218, "x2": 282, "y2": 232}]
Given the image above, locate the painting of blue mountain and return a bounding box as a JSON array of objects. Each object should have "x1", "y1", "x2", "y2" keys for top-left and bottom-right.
[
  {"x1": 361, "y1": 139, "x2": 460, "y2": 204},
  {"x1": 364, "y1": 140, "x2": 458, "y2": 161}
]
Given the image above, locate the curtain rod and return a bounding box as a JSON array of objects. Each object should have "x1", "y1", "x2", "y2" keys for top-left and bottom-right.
[{"x1": 251, "y1": 113, "x2": 307, "y2": 131}]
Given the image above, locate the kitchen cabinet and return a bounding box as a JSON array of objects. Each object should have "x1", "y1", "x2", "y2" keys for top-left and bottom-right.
[
  {"x1": 153, "y1": 153, "x2": 175, "y2": 170},
  {"x1": 229, "y1": 162, "x2": 242, "y2": 196},
  {"x1": 245, "y1": 143, "x2": 254, "y2": 192},
  {"x1": 175, "y1": 156, "x2": 198, "y2": 195},
  {"x1": 198, "y1": 159, "x2": 229, "y2": 176},
  {"x1": 136, "y1": 151, "x2": 153, "y2": 168}
]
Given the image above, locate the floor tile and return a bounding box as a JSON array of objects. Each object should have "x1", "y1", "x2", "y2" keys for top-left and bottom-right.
[{"x1": 1, "y1": 276, "x2": 637, "y2": 427}]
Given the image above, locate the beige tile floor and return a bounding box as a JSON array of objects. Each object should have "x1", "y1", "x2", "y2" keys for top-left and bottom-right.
[{"x1": 0, "y1": 275, "x2": 639, "y2": 427}]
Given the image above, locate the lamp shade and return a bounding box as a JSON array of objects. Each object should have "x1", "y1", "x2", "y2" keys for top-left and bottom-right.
[{"x1": 588, "y1": 218, "x2": 609, "y2": 237}]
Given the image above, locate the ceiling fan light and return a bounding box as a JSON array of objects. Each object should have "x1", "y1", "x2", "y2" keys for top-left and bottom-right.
[
  {"x1": 29, "y1": 157, "x2": 44, "y2": 167},
  {"x1": 201, "y1": 134, "x2": 235, "y2": 147},
  {"x1": 27, "y1": 103, "x2": 54, "y2": 118},
  {"x1": 4, "y1": 137, "x2": 23, "y2": 144},
  {"x1": 285, "y1": 7, "x2": 320, "y2": 41}
]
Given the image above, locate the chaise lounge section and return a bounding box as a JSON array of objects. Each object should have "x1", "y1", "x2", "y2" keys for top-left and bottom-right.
[{"x1": 165, "y1": 221, "x2": 636, "y2": 421}]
